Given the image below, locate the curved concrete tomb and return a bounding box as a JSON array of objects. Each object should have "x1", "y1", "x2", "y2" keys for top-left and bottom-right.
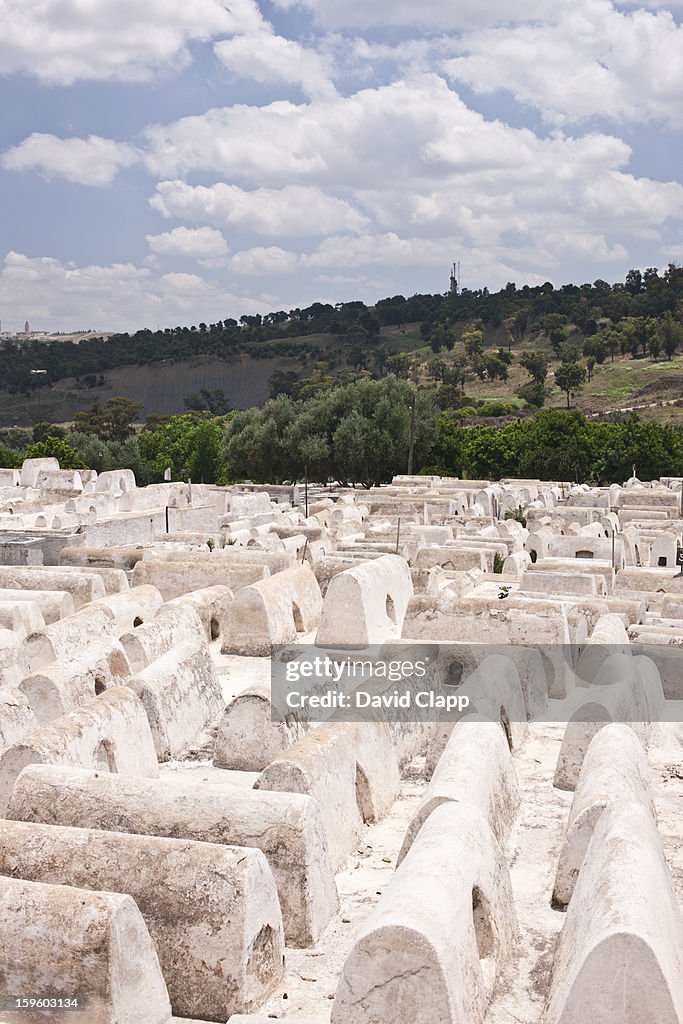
[
  {"x1": 332, "y1": 801, "x2": 518, "y2": 1024},
  {"x1": 129, "y1": 638, "x2": 223, "y2": 761},
  {"x1": 213, "y1": 684, "x2": 308, "y2": 772},
  {"x1": 545, "y1": 802, "x2": 683, "y2": 1024},
  {"x1": 132, "y1": 557, "x2": 269, "y2": 601},
  {"x1": 573, "y1": 614, "x2": 631, "y2": 685},
  {"x1": 0, "y1": 566, "x2": 107, "y2": 607},
  {"x1": 119, "y1": 603, "x2": 205, "y2": 673},
  {"x1": 554, "y1": 653, "x2": 663, "y2": 790},
  {"x1": 0, "y1": 686, "x2": 159, "y2": 815},
  {"x1": 6, "y1": 594, "x2": 73, "y2": 635},
  {"x1": 166, "y1": 584, "x2": 233, "y2": 642},
  {"x1": 95, "y1": 584, "x2": 164, "y2": 631},
  {"x1": 256, "y1": 721, "x2": 400, "y2": 870},
  {"x1": 24, "y1": 603, "x2": 118, "y2": 670},
  {"x1": 425, "y1": 654, "x2": 529, "y2": 777},
  {"x1": 316, "y1": 554, "x2": 413, "y2": 647},
  {"x1": 7, "y1": 765, "x2": 338, "y2": 947},
  {"x1": 19, "y1": 638, "x2": 132, "y2": 724},
  {"x1": 0, "y1": 686, "x2": 38, "y2": 754},
  {"x1": 0, "y1": 599, "x2": 45, "y2": 638},
  {"x1": 0, "y1": 875, "x2": 171, "y2": 1024},
  {"x1": 222, "y1": 565, "x2": 323, "y2": 656},
  {"x1": 553, "y1": 724, "x2": 655, "y2": 908},
  {"x1": 0, "y1": 819, "x2": 284, "y2": 1021},
  {"x1": 398, "y1": 715, "x2": 520, "y2": 866},
  {"x1": 0, "y1": 628, "x2": 28, "y2": 690}
]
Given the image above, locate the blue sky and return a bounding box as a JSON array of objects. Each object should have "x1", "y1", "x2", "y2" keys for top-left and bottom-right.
[{"x1": 1, "y1": 0, "x2": 682, "y2": 332}]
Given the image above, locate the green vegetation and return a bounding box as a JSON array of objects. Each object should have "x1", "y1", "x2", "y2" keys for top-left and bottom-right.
[
  {"x1": 224, "y1": 376, "x2": 437, "y2": 488},
  {"x1": 424, "y1": 409, "x2": 683, "y2": 483},
  {"x1": 2, "y1": 267, "x2": 682, "y2": 414}
]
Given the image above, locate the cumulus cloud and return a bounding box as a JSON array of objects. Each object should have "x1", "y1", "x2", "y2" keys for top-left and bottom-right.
[
  {"x1": 444, "y1": 0, "x2": 683, "y2": 127},
  {"x1": 149, "y1": 181, "x2": 368, "y2": 235},
  {"x1": 142, "y1": 74, "x2": 633, "y2": 187},
  {"x1": 215, "y1": 30, "x2": 335, "y2": 100},
  {"x1": 139, "y1": 72, "x2": 683, "y2": 286},
  {"x1": 0, "y1": 251, "x2": 264, "y2": 333},
  {"x1": 1, "y1": 134, "x2": 139, "y2": 186},
  {"x1": 0, "y1": 0, "x2": 262, "y2": 84},
  {"x1": 269, "y1": 0, "x2": 573, "y2": 31},
  {"x1": 231, "y1": 246, "x2": 300, "y2": 275},
  {"x1": 145, "y1": 226, "x2": 229, "y2": 264}
]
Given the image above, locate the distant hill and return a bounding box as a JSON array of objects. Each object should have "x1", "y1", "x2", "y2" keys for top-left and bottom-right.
[{"x1": 1, "y1": 267, "x2": 682, "y2": 426}]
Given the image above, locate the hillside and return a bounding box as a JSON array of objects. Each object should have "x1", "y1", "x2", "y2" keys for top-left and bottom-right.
[{"x1": 1, "y1": 268, "x2": 682, "y2": 426}]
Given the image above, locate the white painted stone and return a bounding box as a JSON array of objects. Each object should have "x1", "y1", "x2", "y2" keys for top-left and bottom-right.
[
  {"x1": 129, "y1": 639, "x2": 223, "y2": 761},
  {"x1": 554, "y1": 653, "x2": 663, "y2": 790},
  {"x1": 553, "y1": 723, "x2": 655, "y2": 907},
  {"x1": 316, "y1": 554, "x2": 413, "y2": 647},
  {"x1": 0, "y1": 686, "x2": 159, "y2": 815},
  {"x1": 95, "y1": 584, "x2": 164, "y2": 631},
  {"x1": 0, "y1": 686, "x2": 38, "y2": 753},
  {"x1": 0, "y1": 587, "x2": 74, "y2": 623},
  {"x1": 213, "y1": 684, "x2": 308, "y2": 772},
  {"x1": 332, "y1": 802, "x2": 518, "y2": 1024},
  {"x1": 24, "y1": 603, "x2": 118, "y2": 670},
  {"x1": 165, "y1": 583, "x2": 233, "y2": 642},
  {"x1": 0, "y1": 598, "x2": 44, "y2": 638},
  {"x1": 0, "y1": 566, "x2": 107, "y2": 608},
  {"x1": 119, "y1": 604, "x2": 205, "y2": 673},
  {"x1": 19, "y1": 637, "x2": 132, "y2": 723},
  {"x1": 257, "y1": 721, "x2": 400, "y2": 870},
  {"x1": 0, "y1": 819, "x2": 284, "y2": 1021},
  {"x1": 8, "y1": 765, "x2": 338, "y2": 947},
  {"x1": 399, "y1": 716, "x2": 520, "y2": 865},
  {"x1": 0, "y1": 875, "x2": 172, "y2": 1024},
  {"x1": 132, "y1": 556, "x2": 269, "y2": 600},
  {"x1": 222, "y1": 566, "x2": 323, "y2": 656},
  {"x1": 545, "y1": 802, "x2": 683, "y2": 1024},
  {"x1": 0, "y1": 628, "x2": 28, "y2": 689}
]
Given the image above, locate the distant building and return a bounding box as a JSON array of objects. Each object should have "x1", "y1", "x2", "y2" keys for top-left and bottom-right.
[{"x1": 24, "y1": 321, "x2": 30, "y2": 336}]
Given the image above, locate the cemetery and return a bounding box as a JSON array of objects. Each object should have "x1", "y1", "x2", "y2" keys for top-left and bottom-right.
[{"x1": 0, "y1": 455, "x2": 682, "y2": 1022}]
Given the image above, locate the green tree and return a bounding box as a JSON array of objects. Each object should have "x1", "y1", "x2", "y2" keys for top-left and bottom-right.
[
  {"x1": 24, "y1": 436, "x2": 86, "y2": 469},
  {"x1": 462, "y1": 323, "x2": 485, "y2": 360},
  {"x1": 223, "y1": 376, "x2": 437, "y2": 487},
  {"x1": 0, "y1": 445, "x2": 23, "y2": 468},
  {"x1": 73, "y1": 397, "x2": 143, "y2": 441},
  {"x1": 484, "y1": 354, "x2": 509, "y2": 381},
  {"x1": 139, "y1": 413, "x2": 229, "y2": 484},
  {"x1": 520, "y1": 351, "x2": 549, "y2": 386},
  {"x1": 517, "y1": 410, "x2": 593, "y2": 480},
  {"x1": 661, "y1": 314, "x2": 682, "y2": 360},
  {"x1": 554, "y1": 361, "x2": 587, "y2": 408}
]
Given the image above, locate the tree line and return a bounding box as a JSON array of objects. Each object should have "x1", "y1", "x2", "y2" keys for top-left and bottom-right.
[
  {"x1": 3, "y1": 384, "x2": 681, "y2": 489},
  {"x1": 2, "y1": 265, "x2": 682, "y2": 397}
]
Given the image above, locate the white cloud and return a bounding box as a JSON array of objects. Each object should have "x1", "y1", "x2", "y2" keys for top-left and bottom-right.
[
  {"x1": 149, "y1": 180, "x2": 368, "y2": 236},
  {"x1": 0, "y1": 251, "x2": 264, "y2": 333},
  {"x1": 1, "y1": 134, "x2": 138, "y2": 186},
  {"x1": 444, "y1": 0, "x2": 683, "y2": 127},
  {"x1": 0, "y1": 0, "x2": 262, "y2": 85},
  {"x1": 142, "y1": 74, "x2": 633, "y2": 188},
  {"x1": 269, "y1": 0, "x2": 573, "y2": 31},
  {"x1": 231, "y1": 246, "x2": 300, "y2": 275},
  {"x1": 145, "y1": 226, "x2": 229, "y2": 264},
  {"x1": 139, "y1": 73, "x2": 683, "y2": 285},
  {"x1": 215, "y1": 29, "x2": 335, "y2": 100}
]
